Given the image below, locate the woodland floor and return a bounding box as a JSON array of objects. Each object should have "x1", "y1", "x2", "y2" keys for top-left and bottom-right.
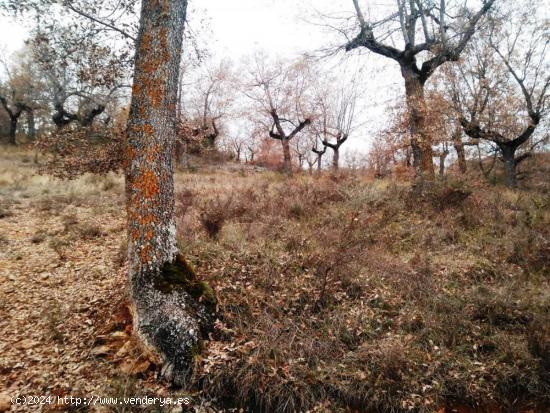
[
  {"x1": 0, "y1": 149, "x2": 211, "y2": 412},
  {"x1": 0, "y1": 146, "x2": 549, "y2": 413}
]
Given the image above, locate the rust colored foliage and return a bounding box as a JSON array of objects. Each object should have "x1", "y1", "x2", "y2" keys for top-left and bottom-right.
[{"x1": 36, "y1": 124, "x2": 125, "y2": 179}]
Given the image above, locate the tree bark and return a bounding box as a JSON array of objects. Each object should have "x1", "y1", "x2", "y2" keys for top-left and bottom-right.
[
  {"x1": 8, "y1": 116, "x2": 18, "y2": 145},
  {"x1": 333, "y1": 148, "x2": 339, "y2": 170},
  {"x1": 500, "y1": 144, "x2": 517, "y2": 188},
  {"x1": 281, "y1": 138, "x2": 292, "y2": 173},
  {"x1": 454, "y1": 142, "x2": 466, "y2": 174},
  {"x1": 438, "y1": 150, "x2": 448, "y2": 178},
  {"x1": 26, "y1": 109, "x2": 36, "y2": 141},
  {"x1": 125, "y1": 0, "x2": 213, "y2": 385},
  {"x1": 402, "y1": 66, "x2": 435, "y2": 187}
]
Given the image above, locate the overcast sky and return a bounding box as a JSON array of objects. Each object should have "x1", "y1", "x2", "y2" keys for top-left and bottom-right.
[{"x1": 0, "y1": 0, "x2": 404, "y2": 156}]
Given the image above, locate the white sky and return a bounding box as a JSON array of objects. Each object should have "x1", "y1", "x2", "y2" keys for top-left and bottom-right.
[
  {"x1": 196, "y1": 0, "x2": 402, "y2": 155},
  {"x1": 0, "y1": 0, "x2": 403, "y2": 156}
]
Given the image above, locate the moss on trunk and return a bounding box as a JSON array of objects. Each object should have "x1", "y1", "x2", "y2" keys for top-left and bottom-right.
[{"x1": 155, "y1": 253, "x2": 217, "y2": 307}]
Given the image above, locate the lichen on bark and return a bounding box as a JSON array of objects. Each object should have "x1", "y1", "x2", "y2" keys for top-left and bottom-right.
[{"x1": 124, "y1": 0, "x2": 213, "y2": 385}]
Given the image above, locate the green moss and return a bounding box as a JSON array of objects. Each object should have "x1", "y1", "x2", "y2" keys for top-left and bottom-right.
[
  {"x1": 154, "y1": 254, "x2": 217, "y2": 306},
  {"x1": 189, "y1": 340, "x2": 205, "y2": 362},
  {"x1": 193, "y1": 281, "x2": 216, "y2": 306}
]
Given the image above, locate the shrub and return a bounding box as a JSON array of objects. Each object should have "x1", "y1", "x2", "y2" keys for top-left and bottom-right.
[
  {"x1": 176, "y1": 189, "x2": 195, "y2": 219},
  {"x1": 0, "y1": 206, "x2": 13, "y2": 219},
  {"x1": 31, "y1": 230, "x2": 47, "y2": 244},
  {"x1": 199, "y1": 196, "x2": 233, "y2": 239},
  {"x1": 77, "y1": 223, "x2": 103, "y2": 239}
]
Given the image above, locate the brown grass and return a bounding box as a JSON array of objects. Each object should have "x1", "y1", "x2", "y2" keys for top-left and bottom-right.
[
  {"x1": 172, "y1": 172, "x2": 549, "y2": 412},
  {"x1": 1, "y1": 145, "x2": 548, "y2": 412}
]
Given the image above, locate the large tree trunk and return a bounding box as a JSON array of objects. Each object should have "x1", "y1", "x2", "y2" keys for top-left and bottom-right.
[
  {"x1": 500, "y1": 144, "x2": 517, "y2": 188},
  {"x1": 438, "y1": 150, "x2": 448, "y2": 178},
  {"x1": 8, "y1": 116, "x2": 17, "y2": 145},
  {"x1": 454, "y1": 142, "x2": 467, "y2": 174},
  {"x1": 26, "y1": 110, "x2": 36, "y2": 141},
  {"x1": 281, "y1": 138, "x2": 292, "y2": 172},
  {"x1": 125, "y1": 0, "x2": 213, "y2": 385},
  {"x1": 333, "y1": 148, "x2": 339, "y2": 170},
  {"x1": 453, "y1": 125, "x2": 467, "y2": 174},
  {"x1": 402, "y1": 66, "x2": 435, "y2": 188}
]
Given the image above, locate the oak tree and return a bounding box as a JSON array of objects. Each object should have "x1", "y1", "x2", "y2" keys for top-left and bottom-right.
[
  {"x1": 451, "y1": 7, "x2": 549, "y2": 187},
  {"x1": 336, "y1": 0, "x2": 494, "y2": 187},
  {"x1": 124, "y1": 0, "x2": 215, "y2": 383},
  {"x1": 243, "y1": 54, "x2": 314, "y2": 173}
]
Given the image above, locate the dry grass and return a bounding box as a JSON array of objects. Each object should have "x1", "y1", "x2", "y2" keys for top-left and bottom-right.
[
  {"x1": 1, "y1": 145, "x2": 548, "y2": 412},
  {"x1": 0, "y1": 145, "x2": 124, "y2": 204},
  {"x1": 170, "y1": 172, "x2": 549, "y2": 412}
]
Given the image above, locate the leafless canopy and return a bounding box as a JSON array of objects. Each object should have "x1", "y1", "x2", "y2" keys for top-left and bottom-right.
[{"x1": 342, "y1": 0, "x2": 495, "y2": 83}]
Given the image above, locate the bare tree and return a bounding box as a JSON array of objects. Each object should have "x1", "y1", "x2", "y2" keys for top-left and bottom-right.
[
  {"x1": 27, "y1": 25, "x2": 131, "y2": 130},
  {"x1": 335, "y1": 0, "x2": 494, "y2": 187},
  {"x1": 0, "y1": 94, "x2": 29, "y2": 144},
  {"x1": 182, "y1": 59, "x2": 234, "y2": 148},
  {"x1": 226, "y1": 134, "x2": 245, "y2": 162},
  {"x1": 0, "y1": 52, "x2": 39, "y2": 143},
  {"x1": 312, "y1": 139, "x2": 327, "y2": 172},
  {"x1": 450, "y1": 121, "x2": 479, "y2": 174},
  {"x1": 294, "y1": 133, "x2": 317, "y2": 170},
  {"x1": 305, "y1": 153, "x2": 316, "y2": 174},
  {"x1": 314, "y1": 79, "x2": 357, "y2": 170},
  {"x1": 245, "y1": 131, "x2": 262, "y2": 164},
  {"x1": 453, "y1": 8, "x2": 549, "y2": 187},
  {"x1": 242, "y1": 54, "x2": 314, "y2": 173}
]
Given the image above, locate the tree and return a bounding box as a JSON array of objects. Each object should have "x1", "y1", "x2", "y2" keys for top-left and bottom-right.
[
  {"x1": 27, "y1": 24, "x2": 131, "y2": 130},
  {"x1": 245, "y1": 129, "x2": 262, "y2": 164},
  {"x1": 314, "y1": 79, "x2": 357, "y2": 170},
  {"x1": 225, "y1": 134, "x2": 245, "y2": 161},
  {"x1": 293, "y1": 133, "x2": 317, "y2": 170},
  {"x1": 124, "y1": 0, "x2": 213, "y2": 384},
  {"x1": 183, "y1": 59, "x2": 234, "y2": 148},
  {"x1": 338, "y1": 0, "x2": 494, "y2": 188},
  {"x1": 243, "y1": 54, "x2": 314, "y2": 173},
  {"x1": 450, "y1": 121, "x2": 479, "y2": 174},
  {"x1": 312, "y1": 139, "x2": 327, "y2": 172},
  {"x1": 0, "y1": 51, "x2": 40, "y2": 144},
  {"x1": 3, "y1": 0, "x2": 213, "y2": 382},
  {"x1": 452, "y1": 7, "x2": 549, "y2": 187},
  {"x1": 0, "y1": 91, "x2": 29, "y2": 144}
]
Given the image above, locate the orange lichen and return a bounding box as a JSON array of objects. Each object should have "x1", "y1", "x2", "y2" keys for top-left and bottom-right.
[
  {"x1": 130, "y1": 227, "x2": 140, "y2": 241},
  {"x1": 146, "y1": 144, "x2": 160, "y2": 162},
  {"x1": 132, "y1": 81, "x2": 141, "y2": 96},
  {"x1": 138, "y1": 213, "x2": 156, "y2": 226},
  {"x1": 143, "y1": 124, "x2": 155, "y2": 136},
  {"x1": 144, "y1": 228, "x2": 155, "y2": 240},
  {"x1": 147, "y1": 78, "x2": 164, "y2": 108},
  {"x1": 139, "y1": 244, "x2": 151, "y2": 262},
  {"x1": 126, "y1": 145, "x2": 137, "y2": 161},
  {"x1": 134, "y1": 170, "x2": 159, "y2": 199}
]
